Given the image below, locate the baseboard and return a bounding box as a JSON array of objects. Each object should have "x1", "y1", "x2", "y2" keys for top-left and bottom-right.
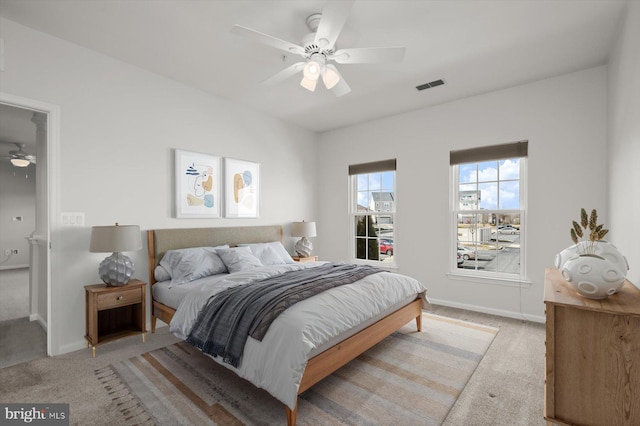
[
  {"x1": 59, "y1": 340, "x2": 87, "y2": 355},
  {"x1": 0, "y1": 264, "x2": 29, "y2": 271},
  {"x1": 29, "y1": 313, "x2": 48, "y2": 331},
  {"x1": 58, "y1": 321, "x2": 167, "y2": 355},
  {"x1": 428, "y1": 298, "x2": 545, "y2": 323}
]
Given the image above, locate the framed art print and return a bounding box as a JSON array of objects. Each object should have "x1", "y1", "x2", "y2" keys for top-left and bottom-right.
[
  {"x1": 175, "y1": 149, "x2": 221, "y2": 218},
  {"x1": 224, "y1": 158, "x2": 260, "y2": 218}
]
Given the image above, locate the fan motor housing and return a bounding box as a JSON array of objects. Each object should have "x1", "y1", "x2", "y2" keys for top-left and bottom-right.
[{"x1": 302, "y1": 32, "x2": 335, "y2": 57}]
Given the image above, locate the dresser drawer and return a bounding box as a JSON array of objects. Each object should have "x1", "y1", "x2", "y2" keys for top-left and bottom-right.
[{"x1": 97, "y1": 287, "x2": 142, "y2": 310}]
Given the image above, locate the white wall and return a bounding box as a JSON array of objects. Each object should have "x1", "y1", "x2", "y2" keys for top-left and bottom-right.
[
  {"x1": 0, "y1": 18, "x2": 318, "y2": 354},
  {"x1": 316, "y1": 66, "x2": 608, "y2": 321},
  {"x1": 0, "y1": 161, "x2": 35, "y2": 269},
  {"x1": 608, "y1": 1, "x2": 640, "y2": 288}
]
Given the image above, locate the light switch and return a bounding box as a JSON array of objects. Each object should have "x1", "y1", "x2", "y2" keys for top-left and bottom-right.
[{"x1": 61, "y1": 212, "x2": 85, "y2": 226}]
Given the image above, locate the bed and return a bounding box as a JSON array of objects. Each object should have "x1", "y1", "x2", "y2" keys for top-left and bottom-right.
[{"x1": 147, "y1": 225, "x2": 428, "y2": 425}]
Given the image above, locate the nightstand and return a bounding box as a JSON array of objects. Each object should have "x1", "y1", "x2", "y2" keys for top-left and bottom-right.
[
  {"x1": 292, "y1": 256, "x2": 318, "y2": 262},
  {"x1": 85, "y1": 279, "x2": 146, "y2": 357}
]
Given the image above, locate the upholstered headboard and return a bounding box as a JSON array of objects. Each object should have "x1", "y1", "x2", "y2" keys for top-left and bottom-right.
[{"x1": 147, "y1": 225, "x2": 283, "y2": 285}]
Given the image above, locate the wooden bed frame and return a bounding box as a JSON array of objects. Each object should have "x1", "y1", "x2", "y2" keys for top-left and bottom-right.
[{"x1": 146, "y1": 226, "x2": 422, "y2": 426}]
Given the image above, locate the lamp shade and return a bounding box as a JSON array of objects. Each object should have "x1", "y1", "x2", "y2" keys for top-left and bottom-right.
[
  {"x1": 90, "y1": 224, "x2": 142, "y2": 253},
  {"x1": 291, "y1": 221, "x2": 316, "y2": 238}
]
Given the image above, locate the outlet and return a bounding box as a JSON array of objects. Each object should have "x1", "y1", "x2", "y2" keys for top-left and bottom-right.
[
  {"x1": 12, "y1": 249, "x2": 19, "y2": 255},
  {"x1": 3, "y1": 249, "x2": 10, "y2": 256}
]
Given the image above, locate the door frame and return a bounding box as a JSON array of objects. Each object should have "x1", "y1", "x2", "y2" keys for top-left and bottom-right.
[{"x1": 0, "y1": 92, "x2": 60, "y2": 356}]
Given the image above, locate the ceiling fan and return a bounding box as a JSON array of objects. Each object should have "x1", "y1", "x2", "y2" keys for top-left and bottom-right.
[
  {"x1": 231, "y1": 0, "x2": 406, "y2": 96},
  {"x1": 0, "y1": 142, "x2": 36, "y2": 167}
]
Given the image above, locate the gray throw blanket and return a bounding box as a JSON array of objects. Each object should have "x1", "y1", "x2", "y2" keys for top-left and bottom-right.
[{"x1": 186, "y1": 263, "x2": 384, "y2": 367}]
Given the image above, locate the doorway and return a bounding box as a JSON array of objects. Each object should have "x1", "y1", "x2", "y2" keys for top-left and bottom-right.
[{"x1": 0, "y1": 92, "x2": 59, "y2": 359}]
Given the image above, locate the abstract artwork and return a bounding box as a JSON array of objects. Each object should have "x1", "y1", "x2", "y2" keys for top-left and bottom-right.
[
  {"x1": 175, "y1": 149, "x2": 221, "y2": 218},
  {"x1": 224, "y1": 158, "x2": 260, "y2": 218}
]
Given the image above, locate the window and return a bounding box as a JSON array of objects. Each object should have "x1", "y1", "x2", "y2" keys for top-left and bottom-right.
[
  {"x1": 450, "y1": 142, "x2": 527, "y2": 279},
  {"x1": 349, "y1": 159, "x2": 396, "y2": 265}
]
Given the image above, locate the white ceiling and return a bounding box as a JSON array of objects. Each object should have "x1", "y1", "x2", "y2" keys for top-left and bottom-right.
[{"x1": 0, "y1": 0, "x2": 628, "y2": 133}]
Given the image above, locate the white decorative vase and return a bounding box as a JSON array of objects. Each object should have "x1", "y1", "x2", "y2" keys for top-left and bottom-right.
[
  {"x1": 556, "y1": 241, "x2": 629, "y2": 300},
  {"x1": 294, "y1": 237, "x2": 313, "y2": 258}
]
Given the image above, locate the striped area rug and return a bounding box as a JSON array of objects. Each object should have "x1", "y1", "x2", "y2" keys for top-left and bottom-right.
[{"x1": 98, "y1": 313, "x2": 498, "y2": 425}]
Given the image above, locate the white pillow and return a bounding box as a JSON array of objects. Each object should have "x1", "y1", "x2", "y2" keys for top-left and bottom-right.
[
  {"x1": 270, "y1": 241, "x2": 295, "y2": 264},
  {"x1": 237, "y1": 242, "x2": 290, "y2": 265},
  {"x1": 216, "y1": 246, "x2": 264, "y2": 273},
  {"x1": 160, "y1": 245, "x2": 229, "y2": 286},
  {"x1": 154, "y1": 265, "x2": 171, "y2": 282},
  {"x1": 262, "y1": 241, "x2": 295, "y2": 264}
]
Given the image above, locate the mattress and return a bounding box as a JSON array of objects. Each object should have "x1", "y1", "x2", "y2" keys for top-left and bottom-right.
[{"x1": 151, "y1": 275, "x2": 227, "y2": 310}]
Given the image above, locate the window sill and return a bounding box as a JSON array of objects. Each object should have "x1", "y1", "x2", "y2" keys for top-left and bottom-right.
[{"x1": 446, "y1": 271, "x2": 531, "y2": 288}]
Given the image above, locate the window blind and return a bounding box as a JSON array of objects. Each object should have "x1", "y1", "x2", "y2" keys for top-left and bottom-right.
[
  {"x1": 450, "y1": 141, "x2": 528, "y2": 165},
  {"x1": 348, "y1": 159, "x2": 396, "y2": 175}
]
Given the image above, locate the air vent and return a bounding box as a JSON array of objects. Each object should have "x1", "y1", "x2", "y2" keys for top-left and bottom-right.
[{"x1": 416, "y1": 79, "x2": 445, "y2": 91}]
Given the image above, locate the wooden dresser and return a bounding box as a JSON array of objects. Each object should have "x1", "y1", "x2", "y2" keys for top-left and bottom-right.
[{"x1": 544, "y1": 267, "x2": 640, "y2": 425}]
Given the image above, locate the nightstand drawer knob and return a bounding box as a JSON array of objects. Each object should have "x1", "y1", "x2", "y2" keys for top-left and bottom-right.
[{"x1": 117, "y1": 296, "x2": 123, "y2": 300}]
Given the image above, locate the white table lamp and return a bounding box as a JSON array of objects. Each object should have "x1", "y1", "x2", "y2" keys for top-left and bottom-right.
[
  {"x1": 90, "y1": 223, "x2": 142, "y2": 286},
  {"x1": 291, "y1": 221, "x2": 317, "y2": 257}
]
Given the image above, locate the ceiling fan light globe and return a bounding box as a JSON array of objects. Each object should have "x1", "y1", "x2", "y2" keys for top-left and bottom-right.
[
  {"x1": 10, "y1": 158, "x2": 30, "y2": 167},
  {"x1": 303, "y1": 61, "x2": 321, "y2": 81},
  {"x1": 322, "y1": 66, "x2": 340, "y2": 89},
  {"x1": 300, "y1": 76, "x2": 318, "y2": 92}
]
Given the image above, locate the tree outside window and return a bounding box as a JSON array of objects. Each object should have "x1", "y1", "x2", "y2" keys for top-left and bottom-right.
[{"x1": 349, "y1": 160, "x2": 396, "y2": 265}]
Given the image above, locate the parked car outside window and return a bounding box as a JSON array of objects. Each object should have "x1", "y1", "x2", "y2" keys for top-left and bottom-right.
[
  {"x1": 379, "y1": 239, "x2": 393, "y2": 255},
  {"x1": 457, "y1": 246, "x2": 477, "y2": 260},
  {"x1": 497, "y1": 225, "x2": 519, "y2": 234}
]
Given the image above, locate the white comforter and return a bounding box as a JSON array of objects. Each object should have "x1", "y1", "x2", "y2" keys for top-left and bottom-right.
[{"x1": 169, "y1": 262, "x2": 429, "y2": 409}]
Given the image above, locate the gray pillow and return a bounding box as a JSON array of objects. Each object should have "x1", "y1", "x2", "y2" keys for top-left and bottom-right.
[
  {"x1": 160, "y1": 245, "x2": 229, "y2": 286},
  {"x1": 216, "y1": 246, "x2": 264, "y2": 273},
  {"x1": 154, "y1": 265, "x2": 171, "y2": 282}
]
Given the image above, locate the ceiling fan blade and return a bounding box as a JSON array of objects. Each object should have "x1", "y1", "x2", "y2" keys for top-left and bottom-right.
[
  {"x1": 329, "y1": 47, "x2": 406, "y2": 64},
  {"x1": 325, "y1": 65, "x2": 351, "y2": 97},
  {"x1": 231, "y1": 24, "x2": 305, "y2": 56},
  {"x1": 261, "y1": 62, "x2": 305, "y2": 86},
  {"x1": 314, "y1": 0, "x2": 355, "y2": 49}
]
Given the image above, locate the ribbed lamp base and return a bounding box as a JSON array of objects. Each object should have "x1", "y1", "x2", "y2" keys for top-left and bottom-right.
[{"x1": 98, "y1": 252, "x2": 135, "y2": 286}]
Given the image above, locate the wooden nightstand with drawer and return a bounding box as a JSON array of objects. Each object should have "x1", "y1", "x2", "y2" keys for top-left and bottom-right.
[{"x1": 85, "y1": 279, "x2": 146, "y2": 357}]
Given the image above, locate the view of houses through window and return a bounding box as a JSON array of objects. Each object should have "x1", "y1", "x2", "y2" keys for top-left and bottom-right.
[
  {"x1": 455, "y1": 158, "x2": 524, "y2": 276},
  {"x1": 350, "y1": 161, "x2": 396, "y2": 264}
]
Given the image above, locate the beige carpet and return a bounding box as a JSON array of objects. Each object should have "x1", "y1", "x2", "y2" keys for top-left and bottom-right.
[
  {"x1": 102, "y1": 313, "x2": 498, "y2": 425},
  {"x1": 0, "y1": 306, "x2": 546, "y2": 425}
]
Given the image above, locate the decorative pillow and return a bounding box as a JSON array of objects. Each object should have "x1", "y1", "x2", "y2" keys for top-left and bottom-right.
[
  {"x1": 216, "y1": 246, "x2": 264, "y2": 273},
  {"x1": 154, "y1": 265, "x2": 171, "y2": 282},
  {"x1": 237, "y1": 242, "x2": 290, "y2": 265},
  {"x1": 160, "y1": 245, "x2": 229, "y2": 286}
]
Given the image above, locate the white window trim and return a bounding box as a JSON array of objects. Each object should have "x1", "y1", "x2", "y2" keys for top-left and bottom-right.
[
  {"x1": 446, "y1": 271, "x2": 532, "y2": 288},
  {"x1": 450, "y1": 158, "x2": 528, "y2": 281},
  {"x1": 348, "y1": 173, "x2": 397, "y2": 268}
]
